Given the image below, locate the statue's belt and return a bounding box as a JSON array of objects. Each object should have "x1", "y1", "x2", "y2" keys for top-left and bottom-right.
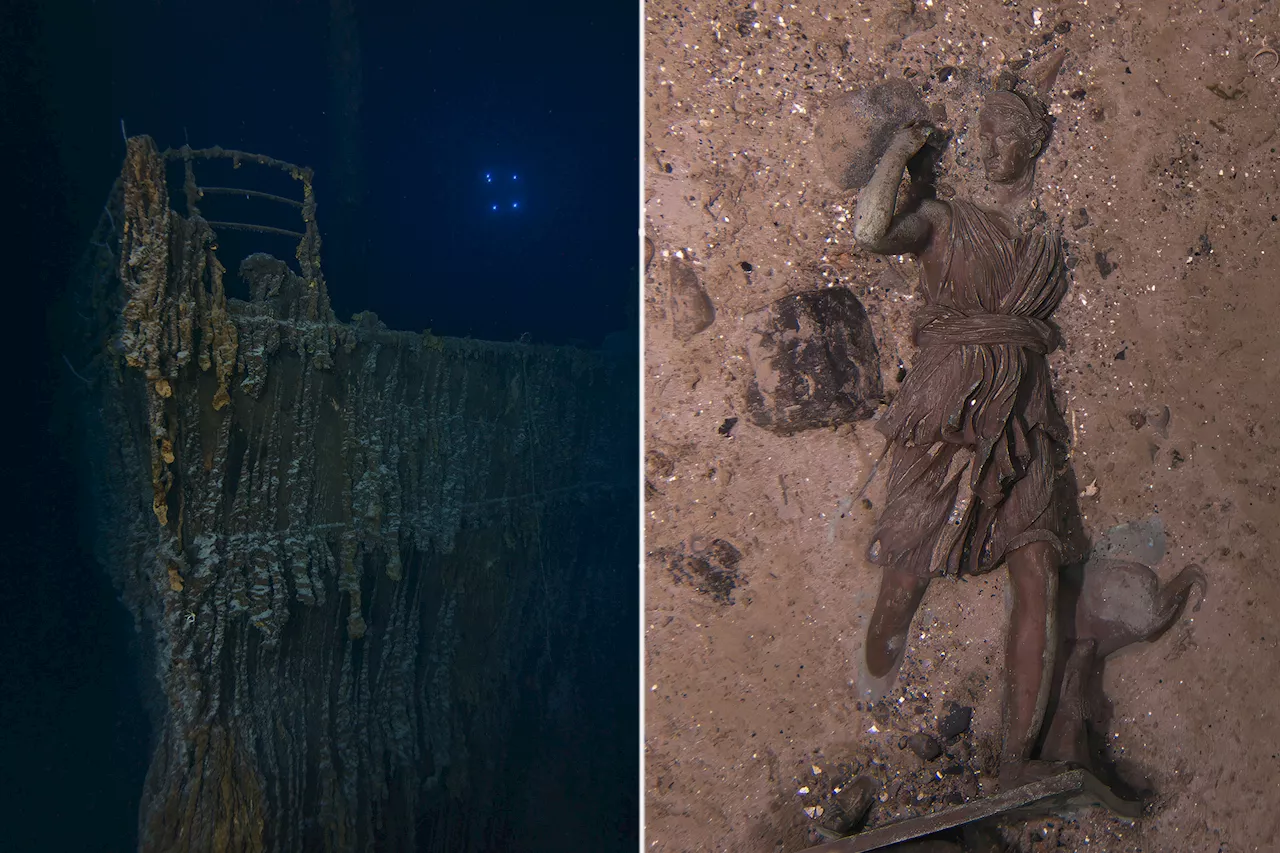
[{"x1": 912, "y1": 308, "x2": 1059, "y2": 354}]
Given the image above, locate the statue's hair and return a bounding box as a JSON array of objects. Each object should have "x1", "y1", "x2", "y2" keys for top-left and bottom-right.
[{"x1": 979, "y1": 89, "x2": 1053, "y2": 157}]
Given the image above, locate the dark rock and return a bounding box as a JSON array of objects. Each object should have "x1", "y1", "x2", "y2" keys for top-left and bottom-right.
[
  {"x1": 939, "y1": 703, "x2": 973, "y2": 739},
  {"x1": 744, "y1": 288, "x2": 882, "y2": 435},
  {"x1": 903, "y1": 732, "x2": 942, "y2": 761},
  {"x1": 669, "y1": 258, "x2": 715, "y2": 340},
  {"x1": 665, "y1": 538, "x2": 744, "y2": 604},
  {"x1": 995, "y1": 70, "x2": 1020, "y2": 91},
  {"x1": 814, "y1": 79, "x2": 932, "y2": 191},
  {"x1": 1095, "y1": 250, "x2": 1115, "y2": 279},
  {"x1": 646, "y1": 448, "x2": 676, "y2": 480}
]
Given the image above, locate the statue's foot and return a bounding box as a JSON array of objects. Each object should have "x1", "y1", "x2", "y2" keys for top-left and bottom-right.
[
  {"x1": 856, "y1": 644, "x2": 905, "y2": 703},
  {"x1": 859, "y1": 567, "x2": 932, "y2": 703}
]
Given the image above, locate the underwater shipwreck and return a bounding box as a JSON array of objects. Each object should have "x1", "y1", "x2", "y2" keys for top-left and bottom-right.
[{"x1": 60, "y1": 136, "x2": 635, "y2": 852}]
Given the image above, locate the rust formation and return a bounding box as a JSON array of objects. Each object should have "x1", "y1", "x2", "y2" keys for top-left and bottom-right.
[{"x1": 64, "y1": 136, "x2": 633, "y2": 852}]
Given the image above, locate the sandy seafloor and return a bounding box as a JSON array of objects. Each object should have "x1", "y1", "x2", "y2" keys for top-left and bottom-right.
[{"x1": 644, "y1": 0, "x2": 1280, "y2": 850}]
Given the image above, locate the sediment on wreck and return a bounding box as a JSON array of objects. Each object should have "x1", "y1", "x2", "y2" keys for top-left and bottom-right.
[{"x1": 60, "y1": 136, "x2": 635, "y2": 852}]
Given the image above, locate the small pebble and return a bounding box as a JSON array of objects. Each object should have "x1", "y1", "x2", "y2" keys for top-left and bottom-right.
[
  {"x1": 833, "y1": 775, "x2": 879, "y2": 829},
  {"x1": 947, "y1": 739, "x2": 973, "y2": 764},
  {"x1": 903, "y1": 732, "x2": 942, "y2": 761}
]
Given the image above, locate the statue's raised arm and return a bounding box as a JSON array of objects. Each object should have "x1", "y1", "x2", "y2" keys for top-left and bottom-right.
[{"x1": 852, "y1": 120, "x2": 946, "y2": 257}]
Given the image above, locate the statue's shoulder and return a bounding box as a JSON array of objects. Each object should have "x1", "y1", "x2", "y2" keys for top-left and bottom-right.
[
  {"x1": 945, "y1": 197, "x2": 1015, "y2": 244},
  {"x1": 917, "y1": 197, "x2": 952, "y2": 229}
]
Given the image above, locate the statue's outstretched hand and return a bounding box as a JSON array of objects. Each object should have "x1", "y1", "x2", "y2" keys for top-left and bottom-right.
[{"x1": 890, "y1": 119, "x2": 934, "y2": 156}]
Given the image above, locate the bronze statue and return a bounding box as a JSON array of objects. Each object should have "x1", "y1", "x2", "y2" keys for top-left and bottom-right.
[{"x1": 852, "y1": 74, "x2": 1072, "y2": 789}]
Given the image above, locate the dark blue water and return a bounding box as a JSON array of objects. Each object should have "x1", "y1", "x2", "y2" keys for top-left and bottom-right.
[{"x1": 1, "y1": 0, "x2": 637, "y2": 849}]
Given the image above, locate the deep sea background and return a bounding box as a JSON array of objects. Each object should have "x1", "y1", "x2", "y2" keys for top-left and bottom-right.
[{"x1": 0, "y1": 0, "x2": 638, "y2": 849}]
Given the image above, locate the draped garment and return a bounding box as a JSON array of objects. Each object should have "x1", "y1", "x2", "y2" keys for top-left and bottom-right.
[{"x1": 868, "y1": 199, "x2": 1070, "y2": 578}]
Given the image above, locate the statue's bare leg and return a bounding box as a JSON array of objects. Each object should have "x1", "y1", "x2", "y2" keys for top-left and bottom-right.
[
  {"x1": 1038, "y1": 637, "x2": 1096, "y2": 768},
  {"x1": 859, "y1": 565, "x2": 931, "y2": 701},
  {"x1": 1000, "y1": 540, "x2": 1064, "y2": 787}
]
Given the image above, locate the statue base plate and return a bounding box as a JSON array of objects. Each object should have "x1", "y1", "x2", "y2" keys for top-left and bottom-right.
[{"x1": 805, "y1": 769, "x2": 1142, "y2": 852}]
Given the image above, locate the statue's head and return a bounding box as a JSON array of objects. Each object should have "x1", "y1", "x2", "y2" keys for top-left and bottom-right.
[{"x1": 977, "y1": 88, "x2": 1052, "y2": 185}]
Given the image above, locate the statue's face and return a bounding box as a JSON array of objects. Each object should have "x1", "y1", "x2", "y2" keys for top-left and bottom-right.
[{"x1": 978, "y1": 111, "x2": 1034, "y2": 184}]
